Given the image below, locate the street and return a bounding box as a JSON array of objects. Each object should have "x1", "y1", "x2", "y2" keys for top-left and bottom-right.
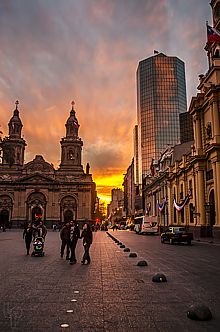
[{"x1": 0, "y1": 230, "x2": 220, "y2": 331}]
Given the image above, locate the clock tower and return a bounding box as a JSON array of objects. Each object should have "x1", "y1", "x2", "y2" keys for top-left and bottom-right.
[{"x1": 58, "y1": 102, "x2": 84, "y2": 174}]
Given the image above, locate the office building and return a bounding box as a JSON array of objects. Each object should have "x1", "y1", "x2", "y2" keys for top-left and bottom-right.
[{"x1": 137, "y1": 53, "x2": 187, "y2": 178}]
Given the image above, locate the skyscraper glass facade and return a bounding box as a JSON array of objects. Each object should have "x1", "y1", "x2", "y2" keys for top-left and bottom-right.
[{"x1": 137, "y1": 53, "x2": 187, "y2": 178}]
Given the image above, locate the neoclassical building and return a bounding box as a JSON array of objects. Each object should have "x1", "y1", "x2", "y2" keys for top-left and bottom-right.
[
  {"x1": 142, "y1": 0, "x2": 220, "y2": 240},
  {"x1": 0, "y1": 101, "x2": 96, "y2": 228}
]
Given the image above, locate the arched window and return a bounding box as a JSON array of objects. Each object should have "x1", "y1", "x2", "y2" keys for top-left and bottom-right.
[{"x1": 61, "y1": 195, "x2": 77, "y2": 223}]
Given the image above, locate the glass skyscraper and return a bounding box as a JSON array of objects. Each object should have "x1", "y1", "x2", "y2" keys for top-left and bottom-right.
[{"x1": 137, "y1": 53, "x2": 187, "y2": 178}]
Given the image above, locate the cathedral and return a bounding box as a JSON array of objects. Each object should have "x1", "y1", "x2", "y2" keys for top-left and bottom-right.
[{"x1": 0, "y1": 101, "x2": 96, "y2": 228}]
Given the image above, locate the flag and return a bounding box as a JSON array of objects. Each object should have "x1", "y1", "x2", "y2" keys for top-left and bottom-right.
[{"x1": 207, "y1": 24, "x2": 220, "y2": 45}]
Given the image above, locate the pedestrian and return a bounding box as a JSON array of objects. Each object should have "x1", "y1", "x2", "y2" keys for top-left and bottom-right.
[
  {"x1": 23, "y1": 223, "x2": 33, "y2": 255},
  {"x1": 81, "y1": 223, "x2": 93, "y2": 265},
  {"x1": 69, "y1": 220, "x2": 80, "y2": 265},
  {"x1": 60, "y1": 222, "x2": 70, "y2": 260},
  {"x1": 37, "y1": 221, "x2": 47, "y2": 239}
]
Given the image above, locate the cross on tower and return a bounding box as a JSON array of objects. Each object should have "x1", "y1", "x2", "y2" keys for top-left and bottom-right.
[
  {"x1": 71, "y1": 100, "x2": 75, "y2": 110},
  {"x1": 15, "y1": 100, "x2": 19, "y2": 110}
]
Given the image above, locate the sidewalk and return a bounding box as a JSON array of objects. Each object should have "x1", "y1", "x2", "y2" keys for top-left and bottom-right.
[
  {"x1": 1, "y1": 230, "x2": 220, "y2": 331},
  {"x1": 193, "y1": 237, "x2": 220, "y2": 245}
]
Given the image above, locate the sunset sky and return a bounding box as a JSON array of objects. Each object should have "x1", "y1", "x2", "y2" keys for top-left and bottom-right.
[{"x1": 0, "y1": 0, "x2": 211, "y2": 203}]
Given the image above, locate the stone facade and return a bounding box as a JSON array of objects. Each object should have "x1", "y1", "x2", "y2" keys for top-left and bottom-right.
[{"x1": 0, "y1": 102, "x2": 96, "y2": 228}]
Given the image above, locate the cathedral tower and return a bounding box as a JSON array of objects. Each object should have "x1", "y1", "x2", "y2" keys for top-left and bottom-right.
[
  {"x1": 1, "y1": 101, "x2": 26, "y2": 167},
  {"x1": 59, "y1": 101, "x2": 84, "y2": 174}
]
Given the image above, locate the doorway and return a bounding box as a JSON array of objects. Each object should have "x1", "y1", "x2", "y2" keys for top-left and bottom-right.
[
  {"x1": 0, "y1": 209, "x2": 10, "y2": 229},
  {"x1": 32, "y1": 206, "x2": 43, "y2": 223},
  {"x1": 64, "y1": 209, "x2": 73, "y2": 223}
]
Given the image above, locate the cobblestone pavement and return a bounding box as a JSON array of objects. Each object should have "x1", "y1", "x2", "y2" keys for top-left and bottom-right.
[{"x1": 0, "y1": 230, "x2": 220, "y2": 332}]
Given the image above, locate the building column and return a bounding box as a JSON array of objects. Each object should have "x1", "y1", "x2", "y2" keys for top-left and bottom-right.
[
  {"x1": 212, "y1": 100, "x2": 220, "y2": 144},
  {"x1": 194, "y1": 114, "x2": 203, "y2": 155},
  {"x1": 196, "y1": 169, "x2": 206, "y2": 226},
  {"x1": 167, "y1": 183, "x2": 172, "y2": 226}
]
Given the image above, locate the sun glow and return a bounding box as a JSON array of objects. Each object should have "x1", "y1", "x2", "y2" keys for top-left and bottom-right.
[{"x1": 94, "y1": 173, "x2": 124, "y2": 202}]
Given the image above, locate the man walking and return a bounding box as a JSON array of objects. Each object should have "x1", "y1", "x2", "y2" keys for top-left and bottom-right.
[
  {"x1": 60, "y1": 222, "x2": 70, "y2": 260},
  {"x1": 69, "y1": 220, "x2": 80, "y2": 265}
]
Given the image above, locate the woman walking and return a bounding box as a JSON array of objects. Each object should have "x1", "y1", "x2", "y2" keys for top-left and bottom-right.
[
  {"x1": 81, "y1": 223, "x2": 93, "y2": 265},
  {"x1": 69, "y1": 220, "x2": 80, "y2": 265},
  {"x1": 23, "y1": 223, "x2": 33, "y2": 255}
]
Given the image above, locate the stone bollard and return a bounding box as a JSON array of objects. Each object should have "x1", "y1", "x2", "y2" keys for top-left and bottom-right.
[
  {"x1": 152, "y1": 273, "x2": 167, "y2": 282},
  {"x1": 137, "y1": 260, "x2": 148, "y2": 266},
  {"x1": 129, "y1": 253, "x2": 137, "y2": 258},
  {"x1": 124, "y1": 248, "x2": 130, "y2": 252},
  {"x1": 187, "y1": 304, "x2": 212, "y2": 321}
]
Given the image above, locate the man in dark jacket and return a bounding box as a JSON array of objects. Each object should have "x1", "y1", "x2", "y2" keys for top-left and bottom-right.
[
  {"x1": 60, "y1": 222, "x2": 70, "y2": 259},
  {"x1": 81, "y1": 223, "x2": 93, "y2": 264},
  {"x1": 69, "y1": 220, "x2": 80, "y2": 265},
  {"x1": 23, "y1": 223, "x2": 33, "y2": 255}
]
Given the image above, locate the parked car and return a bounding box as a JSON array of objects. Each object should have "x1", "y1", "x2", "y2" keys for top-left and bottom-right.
[{"x1": 161, "y1": 227, "x2": 193, "y2": 245}]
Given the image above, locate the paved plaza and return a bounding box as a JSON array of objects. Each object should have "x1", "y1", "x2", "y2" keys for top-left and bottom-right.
[{"x1": 0, "y1": 229, "x2": 220, "y2": 332}]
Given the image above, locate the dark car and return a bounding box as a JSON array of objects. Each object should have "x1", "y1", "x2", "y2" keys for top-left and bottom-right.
[{"x1": 161, "y1": 227, "x2": 193, "y2": 245}]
